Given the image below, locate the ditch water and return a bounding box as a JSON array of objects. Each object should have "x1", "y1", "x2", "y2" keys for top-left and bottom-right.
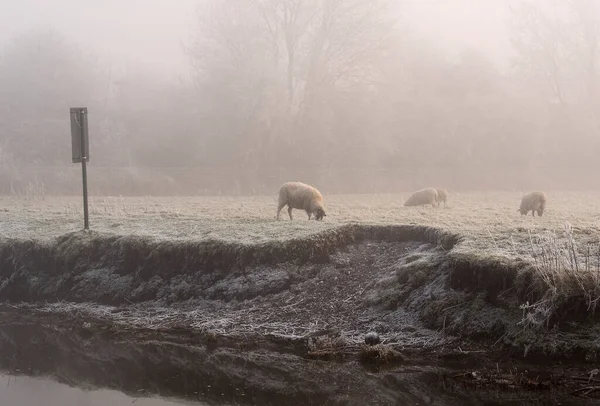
[{"x1": 0, "y1": 374, "x2": 203, "y2": 406}]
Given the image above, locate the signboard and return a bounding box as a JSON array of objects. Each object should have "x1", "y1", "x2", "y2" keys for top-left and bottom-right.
[
  {"x1": 70, "y1": 107, "x2": 90, "y2": 230},
  {"x1": 70, "y1": 107, "x2": 89, "y2": 163}
]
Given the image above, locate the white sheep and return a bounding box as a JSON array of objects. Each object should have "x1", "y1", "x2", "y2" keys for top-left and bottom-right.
[
  {"x1": 436, "y1": 188, "x2": 448, "y2": 207},
  {"x1": 519, "y1": 191, "x2": 547, "y2": 217},
  {"x1": 276, "y1": 182, "x2": 326, "y2": 221},
  {"x1": 404, "y1": 188, "x2": 439, "y2": 208}
]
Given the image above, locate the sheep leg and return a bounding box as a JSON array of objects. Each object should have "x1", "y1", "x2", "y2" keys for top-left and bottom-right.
[
  {"x1": 288, "y1": 206, "x2": 293, "y2": 221},
  {"x1": 307, "y1": 210, "x2": 312, "y2": 220},
  {"x1": 276, "y1": 203, "x2": 286, "y2": 220}
]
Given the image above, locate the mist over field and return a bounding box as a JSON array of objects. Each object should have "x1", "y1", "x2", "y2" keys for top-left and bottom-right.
[
  {"x1": 1, "y1": 0, "x2": 599, "y2": 196},
  {"x1": 4, "y1": 3, "x2": 600, "y2": 404}
]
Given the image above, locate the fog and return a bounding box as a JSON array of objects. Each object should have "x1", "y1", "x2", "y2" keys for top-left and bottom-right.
[{"x1": 0, "y1": 0, "x2": 598, "y2": 195}]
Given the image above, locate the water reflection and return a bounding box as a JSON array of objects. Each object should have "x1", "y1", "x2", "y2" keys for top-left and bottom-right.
[{"x1": 0, "y1": 374, "x2": 204, "y2": 406}]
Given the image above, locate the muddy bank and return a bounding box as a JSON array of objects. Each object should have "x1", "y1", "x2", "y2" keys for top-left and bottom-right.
[
  {"x1": 0, "y1": 224, "x2": 458, "y2": 283},
  {"x1": 0, "y1": 224, "x2": 599, "y2": 404},
  {"x1": 0, "y1": 225, "x2": 461, "y2": 345}
]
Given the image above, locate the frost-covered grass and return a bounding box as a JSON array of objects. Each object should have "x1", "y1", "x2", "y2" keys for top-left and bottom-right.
[
  {"x1": 2, "y1": 191, "x2": 600, "y2": 343},
  {"x1": 4, "y1": 191, "x2": 600, "y2": 297},
  {"x1": 2, "y1": 192, "x2": 599, "y2": 246}
]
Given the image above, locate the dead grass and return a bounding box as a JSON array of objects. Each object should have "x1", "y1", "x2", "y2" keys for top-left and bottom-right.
[
  {"x1": 518, "y1": 223, "x2": 600, "y2": 330},
  {"x1": 306, "y1": 334, "x2": 353, "y2": 360},
  {"x1": 359, "y1": 343, "x2": 405, "y2": 365}
]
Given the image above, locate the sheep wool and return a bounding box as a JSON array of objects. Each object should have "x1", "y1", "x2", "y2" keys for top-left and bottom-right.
[
  {"x1": 519, "y1": 191, "x2": 547, "y2": 217},
  {"x1": 404, "y1": 188, "x2": 439, "y2": 207},
  {"x1": 436, "y1": 188, "x2": 448, "y2": 207},
  {"x1": 277, "y1": 182, "x2": 327, "y2": 221}
]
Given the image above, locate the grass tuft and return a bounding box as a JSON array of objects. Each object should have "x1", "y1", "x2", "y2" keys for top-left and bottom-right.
[{"x1": 518, "y1": 222, "x2": 600, "y2": 330}]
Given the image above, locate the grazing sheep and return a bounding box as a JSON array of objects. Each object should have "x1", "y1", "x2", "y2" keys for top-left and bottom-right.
[
  {"x1": 404, "y1": 188, "x2": 439, "y2": 207},
  {"x1": 276, "y1": 182, "x2": 326, "y2": 221},
  {"x1": 519, "y1": 191, "x2": 547, "y2": 217},
  {"x1": 436, "y1": 188, "x2": 448, "y2": 207}
]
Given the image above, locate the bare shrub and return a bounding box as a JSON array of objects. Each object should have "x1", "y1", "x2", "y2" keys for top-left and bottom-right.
[
  {"x1": 0, "y1": 146, "x2": 20, "y2": 194},
  {"x1": 519, "y1": 222, "x2": 600, "y2": 330},
  {"x1": 19, "y1": 180, "x2": 46, "y2": 200}
]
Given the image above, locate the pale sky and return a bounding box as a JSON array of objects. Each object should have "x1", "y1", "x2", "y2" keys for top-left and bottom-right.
[{"x1": 0, "y1": 0, "x2": 514, "y2": 77}]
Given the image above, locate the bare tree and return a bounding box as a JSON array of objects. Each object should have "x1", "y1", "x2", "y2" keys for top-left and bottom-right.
[
  {"x1": 509, "y1": 0, "x2": 571, "y2": 105},
  {"x1": 188, "y1": 0, "x2": 398, "y2": 184},
  {"x1": 510, "y1": 0, "x2": 600, "y2": 106},
  {"x1": 0, "y1": 30, "x2": 109, "y2": 193},
  {"x1": 569, "y1": 0, "x2": 600, "y2": 104},
  {"x1": 510, "y1": 0, "x2": 600, "y2": 175}
]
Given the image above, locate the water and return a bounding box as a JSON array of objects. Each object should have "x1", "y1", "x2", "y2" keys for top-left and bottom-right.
[
  {"x1": 0, "y1": 306, "x2": 591, "y2": 406},
  {"x1": 0, "y1": 374, "x2": 204, "y2": 406}
]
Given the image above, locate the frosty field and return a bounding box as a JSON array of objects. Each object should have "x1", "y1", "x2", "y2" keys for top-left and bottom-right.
[{"x1": 3, "y1": 191, "x2": 600, "y2": 255}]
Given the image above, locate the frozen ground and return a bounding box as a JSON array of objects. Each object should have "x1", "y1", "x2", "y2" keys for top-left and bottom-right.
[{"x1": 2, "y1": 191, "x2": 600, "y2": 258}]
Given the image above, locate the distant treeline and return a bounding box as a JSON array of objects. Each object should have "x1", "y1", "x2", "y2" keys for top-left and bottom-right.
[{"x1": 1, "y1": 1, "x2": 599, "y2": 196}]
